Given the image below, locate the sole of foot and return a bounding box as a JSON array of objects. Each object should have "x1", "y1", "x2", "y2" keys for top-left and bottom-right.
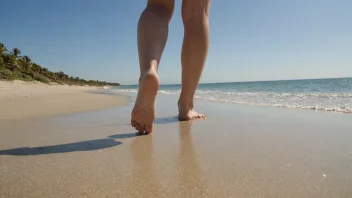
[{"x1": 131, "y1": 69, "x2": 159, "y2": 134}]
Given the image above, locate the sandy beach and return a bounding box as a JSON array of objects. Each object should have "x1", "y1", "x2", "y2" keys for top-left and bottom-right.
[
  {"x1": 1, "y1": 90, "x2": 352, "y2": 197},
  {"x1": 0, "y1": 80, "x2": 129, "y2": 120}
]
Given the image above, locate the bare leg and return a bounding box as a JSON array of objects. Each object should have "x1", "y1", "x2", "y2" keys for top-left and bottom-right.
[
  {"x1": 178, "y1": 0, "x2": 210, "y2": 121},
  {"x1": 131, "y1": 0, "x2": 174, "y2": 134}
]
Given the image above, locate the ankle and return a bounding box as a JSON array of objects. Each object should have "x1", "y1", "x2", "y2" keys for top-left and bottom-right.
[
  {"x1": 178, "y1": 99, "x2": 194, "y2": 113},
  {"x1": 139, "y1": 68, "x2": 159, "y2": 84}
]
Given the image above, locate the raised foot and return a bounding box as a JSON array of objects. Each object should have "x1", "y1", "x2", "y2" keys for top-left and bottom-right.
[
  {"x1": 178, "y1": 109, "x2": 206, "y2": 121},
  {"x1": 131, "y1": 69, "x2": 159, "y2": 134}
]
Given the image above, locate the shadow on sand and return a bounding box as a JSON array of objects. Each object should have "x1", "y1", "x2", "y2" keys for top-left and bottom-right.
[
  {"x1": 0, "y1": 139, "x2": 122, "y2": 156},
  {"x1": 0, "y1": 116, "x2": 181, "y2": 156},
  {"x1": 0, "y1": 132, "x2": 142, "y2": 156}
]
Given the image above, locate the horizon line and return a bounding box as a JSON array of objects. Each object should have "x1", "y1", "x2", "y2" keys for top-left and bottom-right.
[{"x1": 119, "y1": 76, "x2": 351, "y2": 86}]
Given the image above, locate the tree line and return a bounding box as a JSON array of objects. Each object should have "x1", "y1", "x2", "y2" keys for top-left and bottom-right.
[{"x1": 0, "y1": 42, "x2": 120, "y2": 86}]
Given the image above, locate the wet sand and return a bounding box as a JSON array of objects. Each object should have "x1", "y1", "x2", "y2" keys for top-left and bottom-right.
[
  {"x1": 1, "y1": 95, "x2": 352, "y2": 197},
  {"x1": 0, "y1": 80, "x2": 129, "y2": 120}
]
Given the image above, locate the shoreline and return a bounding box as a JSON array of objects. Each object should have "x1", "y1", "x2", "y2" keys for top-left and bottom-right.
[{"x1": 0, "y1": 80, "x2": 129, "y2": 120}]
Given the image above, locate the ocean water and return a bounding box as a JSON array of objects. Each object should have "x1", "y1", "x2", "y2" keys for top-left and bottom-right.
[{"x1": 113, "y1": 78, "x2": 352, "y2": 114}]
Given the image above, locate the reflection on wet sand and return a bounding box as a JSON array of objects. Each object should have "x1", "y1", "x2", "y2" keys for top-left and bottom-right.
[
  {"x1": 178, "y1": 121, "x2": 208, "y2": 196},
  {"x1": 129, "y1": 120, "x2": 207, "y2": 197},
  {"x1": 130, "y1": 135, "x2": 159, "y2": 197}
]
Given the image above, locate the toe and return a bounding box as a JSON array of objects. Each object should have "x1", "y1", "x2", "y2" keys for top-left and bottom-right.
[
  {"x1": 134, "y1": 123, "x2": 140, "y2": 131},
  {"x1": 131, "y1": 120, "x2": 137, "y2": 127},
  {"x1": 138, "y1": 125, "x2": 146, "y2": 133},
  {"x1": 145, "y1": 125, "x2": 153, "y2": 134}
]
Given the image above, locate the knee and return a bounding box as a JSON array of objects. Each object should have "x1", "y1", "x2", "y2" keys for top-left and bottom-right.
[
  {"x1": 181, "y1": 0, "x2": 210, "y2": 24},
  {"x1": 147, "y1": 0, "x2": 175, "y2": 21}
]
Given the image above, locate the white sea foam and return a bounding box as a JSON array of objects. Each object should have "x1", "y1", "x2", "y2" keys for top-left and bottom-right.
[{"x1": 113, "y1": 88, "x2": 352, "y2": 113}]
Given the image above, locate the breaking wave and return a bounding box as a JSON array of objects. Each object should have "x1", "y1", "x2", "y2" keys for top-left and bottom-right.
[{"x1": 113, "y1": 89, "x2": 352, "y2": 113}]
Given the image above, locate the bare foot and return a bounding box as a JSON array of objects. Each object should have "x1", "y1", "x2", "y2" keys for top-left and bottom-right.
[
  {"x1": 178, "y1": 102, "x2": 206, "y2": 121},
  {"x1": 131, "y1": 69, "x2": 159, "y2": 134}
]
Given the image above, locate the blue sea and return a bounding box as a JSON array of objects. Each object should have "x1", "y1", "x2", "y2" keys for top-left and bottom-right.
[{"x1": 113, "y1": 78, "x2": 352, "y2": 114}]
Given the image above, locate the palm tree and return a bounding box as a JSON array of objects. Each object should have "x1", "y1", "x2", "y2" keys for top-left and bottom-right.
[
  {"x1": 21, "y1": 56, "x2": 32, "y2": 72},
  {"x1": 40, "y1": 67, "x2": 48, "y2": 76},
  {"x1": 49, "y1": 72, "x2": 57, "y2": 80},
  {"x1": 0, "y1": 57, "x2": 4, "y2": 69},
  {"x1": 11, "y1": 48, "x2": 21, "y2": 59},
  {"x1": 64, "y1": 74, "x2": 69, "y2": 81},
  {"x1": 6, "y1": 55, "x2": 18, "y2": 71},
  {"x1": 44, "y1": 71, "x2": 54, "y2": 80},
  {"x1": 31, "y1": 63, "x2": 42, "y2": 74},
  {"x1": 0, "y1": 43, "x2": 8, "y2": 70},
  {"x1": 0, "y1": 42, "x2": 7, "y2": 55},
  {"x1": 57, "y1": 71, "x2": 65, "y2": 80}
]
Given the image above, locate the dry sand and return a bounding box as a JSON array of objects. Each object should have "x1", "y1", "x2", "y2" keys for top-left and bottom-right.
[
  {"x1": 0, "y1": 80, "x2": 129, "y2": 120},
  {"x1": 1, "y1": 93, "x2": 352, "y2": 197}
]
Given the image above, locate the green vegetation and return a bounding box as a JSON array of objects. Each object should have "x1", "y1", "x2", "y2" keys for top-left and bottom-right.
[{"x1": 0, "y1": 42, "x2": 120, "y2": 86}]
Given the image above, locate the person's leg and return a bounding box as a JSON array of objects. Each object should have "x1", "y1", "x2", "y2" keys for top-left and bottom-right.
[
  {"x1": 131, "y1": 0, "x2": 174, "y2": 133},
  {"x1": 178, "y1": 0, "x2": 210, "y2": 121}
]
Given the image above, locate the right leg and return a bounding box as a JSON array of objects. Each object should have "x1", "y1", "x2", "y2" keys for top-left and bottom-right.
[
  {"x1": 178, "y1": 0, "x2": 210, "y2": 121},
  {"x1": 131, "y1": 0, "x2": 174, "y2": 134}
]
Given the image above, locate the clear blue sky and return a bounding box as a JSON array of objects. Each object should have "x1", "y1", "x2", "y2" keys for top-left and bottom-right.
[{"x1": 1, "y1": 0, "x2": 351, "y2": 85}]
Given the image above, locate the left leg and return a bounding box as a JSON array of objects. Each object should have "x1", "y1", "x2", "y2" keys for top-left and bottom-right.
[{"x1": 131, "y1": 0, "x2": 175, "y2": 133}]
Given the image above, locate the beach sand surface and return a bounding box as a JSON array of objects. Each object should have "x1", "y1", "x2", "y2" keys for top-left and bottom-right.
[
  {"x1": 0, "y1": 80, "x2": 129, "y2": 120},
  {"x1": 1, "y1": 94, "x2": 352, "y2": 198}
]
